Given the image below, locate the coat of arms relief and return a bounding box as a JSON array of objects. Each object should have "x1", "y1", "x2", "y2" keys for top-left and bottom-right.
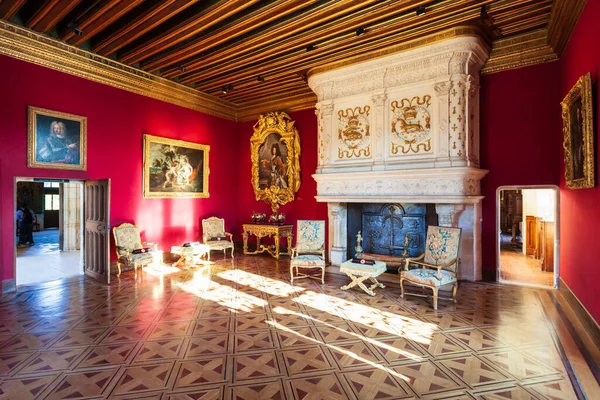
[
  {"x1": 390, "y1": 95, "x2": 432, "y2": 155},
  {"x1": 337, "y1": 106, "x2": 371, "y2": 159}
]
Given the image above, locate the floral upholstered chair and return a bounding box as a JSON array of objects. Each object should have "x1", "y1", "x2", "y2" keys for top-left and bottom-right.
[
  {"x1": 202, "y1": 217, "x2": 234, "y2": 259},
  {"x1": 113, "y1": 223, "x2": 162, "y2": 277},
  {"x1": 290, "y1": 220, "x2": 326, "y2": 284},
  {"x1": 400, "y1": 226, "x2": 461, "y2": 310}
]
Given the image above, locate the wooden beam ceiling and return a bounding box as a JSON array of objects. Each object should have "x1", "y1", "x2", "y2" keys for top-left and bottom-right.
[
  {"x1": 119, "y1": 0, "x2": 258, "y2": 65},
  {"x1": 26, "y1": 0, "x2": 80, "y2": 33},
  {"x1": 0, "y1": 0, "x2": 587, "y2": 120},
  {"x1": 92, "y1": 0, "x2": 195, "y2": 57},
  {"x1": 0, "y1": 0, "x2": 26, "y2": 20}
]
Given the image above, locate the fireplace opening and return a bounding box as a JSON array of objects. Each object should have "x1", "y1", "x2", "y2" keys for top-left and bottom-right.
[{"x1": 346, "y1": 203, "x2": 438, "y2": 272}]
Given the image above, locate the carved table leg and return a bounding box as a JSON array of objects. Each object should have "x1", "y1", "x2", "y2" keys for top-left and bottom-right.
[
  {"x1": 242, "y1": 231, "x2": 248, "y2": 254},
  {"x1": 274, "y1": 233, "x2": 280, "y2": 259}
]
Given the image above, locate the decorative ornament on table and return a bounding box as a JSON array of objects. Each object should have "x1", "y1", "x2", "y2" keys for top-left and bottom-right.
[
  {"x1": 355, "y1": 230, "x2": 363, "y2": 257},
  {"x1": 251, "y1": 212, "x2": 267, "y2": 223},
  {"x1": 269, "y1": 212, "x2": 286, "y2": 224}
]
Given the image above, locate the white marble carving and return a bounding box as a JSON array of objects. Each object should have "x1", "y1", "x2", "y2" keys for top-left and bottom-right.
[{"x1": 307, "y1": 34, "x2": 490, "y2": 281}]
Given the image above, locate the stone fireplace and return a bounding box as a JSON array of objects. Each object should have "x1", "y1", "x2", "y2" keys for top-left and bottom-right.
[{"x1": 307, "y1": 30, "x2": 489, "y2": 281}]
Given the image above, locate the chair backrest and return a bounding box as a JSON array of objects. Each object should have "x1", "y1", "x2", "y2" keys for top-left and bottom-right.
[
  {"x1": 202, "y1": 217, "x2": 226, "y2": 238},
  {"x1": 296, "y1": 220, "x2": 325, "y2": 251},
  {"x1": 113, "y1": 223, "x2": 142, "y2": 251},
  {"x1": 423, "y1": 225, "x2": 461, "y2": 272}
]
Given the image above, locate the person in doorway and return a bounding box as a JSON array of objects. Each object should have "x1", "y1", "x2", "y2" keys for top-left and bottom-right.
[{"x1": 16, "y1": 203, "x2": 35, "y2": 247}]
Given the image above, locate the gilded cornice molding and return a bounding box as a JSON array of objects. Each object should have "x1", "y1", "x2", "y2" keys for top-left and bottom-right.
[
  {"x1": 0, "y1": 21, "x2": 237, "y2": 121},
  {"x1": 481, "y1": 29, "x2": 559, "y2": 75}
]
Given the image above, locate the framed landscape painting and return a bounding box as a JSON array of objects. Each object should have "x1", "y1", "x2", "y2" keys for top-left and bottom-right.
[
  {"x1": 143, "y1": 134, "x2": 210, "y2": 198},
  {"x1": 27, "y1": 106, "x2": 87, "y2": 170},
  {"x1": 561, "y1": 72, "x2": 595, "y2": 189}
]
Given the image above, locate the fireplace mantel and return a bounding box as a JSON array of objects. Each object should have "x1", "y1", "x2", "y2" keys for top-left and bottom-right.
[{"x1": 307, "y1": 31, "x2": 489, "y2": 281}]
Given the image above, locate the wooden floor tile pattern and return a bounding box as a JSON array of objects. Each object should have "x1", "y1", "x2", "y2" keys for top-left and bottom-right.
[{"x1": 0, "y1": 254, "x2": 593, "y2": 399}]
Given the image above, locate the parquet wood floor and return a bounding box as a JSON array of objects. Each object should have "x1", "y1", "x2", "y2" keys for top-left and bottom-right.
[{"x1": 0, "y1": 254, "x2": 597, "y2": 399}]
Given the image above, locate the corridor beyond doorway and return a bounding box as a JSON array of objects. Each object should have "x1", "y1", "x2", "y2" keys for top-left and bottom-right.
[
  {"x1": 497, "y1": 187, "x2": 558, "y2": 288},
  {"x1": 15, "y1": 179, "x2": 83, "y2": 287},
  {"x1": 16, "y1": 230, "x2": 81, "y2": 286}
]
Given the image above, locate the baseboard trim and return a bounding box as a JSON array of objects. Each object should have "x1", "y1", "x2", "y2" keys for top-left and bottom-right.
[
  {"x1": 2, "y1": 279, "x2": 16, "y2": 293},
  {"x1": 559, "y1": 278, "x2": 600, "y2": 350}
]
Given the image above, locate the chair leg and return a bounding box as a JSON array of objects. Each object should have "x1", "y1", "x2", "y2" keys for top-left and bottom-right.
[
  {"x1": 432, "y1": 287, "x2": 439, "y2": 310},
  {"x1": 452, "y1": 282, "x2": 458, "y2": 303},
  {"x1": 290, "y1": 265, "x2": 295, "y2": 283},
  {"x1": 321, "y1": 267, "x2": 325, "y2": 284},
  {"x1": 400, "y1": 278, "x2": 404, "y2": 298},
  {"x1": 117, "y1": 262, "x2": 122, "y2": 277}
]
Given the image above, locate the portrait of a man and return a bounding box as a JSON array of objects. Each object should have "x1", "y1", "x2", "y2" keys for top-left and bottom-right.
[
  {"x1": 27, "y1": 106, "x2": 87, "y2": 170},
  {"x1": 258, "y1": 133, "x2": 289, "y2": 190}
]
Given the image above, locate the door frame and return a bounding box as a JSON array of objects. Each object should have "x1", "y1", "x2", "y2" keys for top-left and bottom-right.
[
  {"x1": 13, "y1": 177, "x2": 85, "y2": 288},
  {"x1": 496, "y1": 185, "x2": 560, "y2": 289}
]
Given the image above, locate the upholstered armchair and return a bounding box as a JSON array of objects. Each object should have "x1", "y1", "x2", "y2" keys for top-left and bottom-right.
[
  {"x1": 290, "y1": 220, "x2": 326, "y2": 284},
  {"x1": 113, "y1": 223, "x2": 162, "y2": 276},
  {"x1": 400, "y1": 225, "x2": 461, "y2": 310},
  {"x1": 202, "y1": 217, "x2": 234, "y2": 259}
]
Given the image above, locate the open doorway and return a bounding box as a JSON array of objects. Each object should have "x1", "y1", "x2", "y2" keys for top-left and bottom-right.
[
  {"x1": 497, "y1": 186, "x2": 559, "y2": 288},
  {"x1": 15, "y1": 178, "x2": 84, "y2": 286}
]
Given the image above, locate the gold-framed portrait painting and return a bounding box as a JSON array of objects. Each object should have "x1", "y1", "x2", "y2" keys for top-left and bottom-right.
[
  {"x1": 143, "y1": 134, "x2": 209, "y2": 198},
  {"x1": 27, "y1": 106, "x2": 87, "y2": 170},
  {"x1": 250, "y1": 112, "x2": 301, "y2": 212},
  {"x1": 561, "y1": 72, "x2": 595, "y2": 189}
]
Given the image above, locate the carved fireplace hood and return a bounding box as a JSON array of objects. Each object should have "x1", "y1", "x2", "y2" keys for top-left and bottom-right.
[{"x1": 307, "y1": 32, "x2": 490, "y2": 281}]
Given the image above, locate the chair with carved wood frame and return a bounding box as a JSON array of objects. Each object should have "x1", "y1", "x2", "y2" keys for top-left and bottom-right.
[
  {"x1": 290, "y1": 220, "x2": 326, "y2": 284},
  {"x1": 113, "y1": 223, "x2": 161, "y2": 277},
  {"x1": 400, "y1": 226, "x2": 461, "y2": 310},
  {"x1": 202, "y1": 217, "x2": 234, "y2": 259}
]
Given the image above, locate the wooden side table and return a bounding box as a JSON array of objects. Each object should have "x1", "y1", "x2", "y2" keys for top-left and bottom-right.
[{"x1": 242, "y1": 223, "x2": 293, "y2": 259}]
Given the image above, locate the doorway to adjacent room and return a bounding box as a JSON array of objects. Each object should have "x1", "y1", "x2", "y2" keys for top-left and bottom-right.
[
  {"x1": 15, "y1": 178, "x2": 84, "y2": 286},
  {"x1": 497, "y1": 186, "x2": 559, "y2": 288}
]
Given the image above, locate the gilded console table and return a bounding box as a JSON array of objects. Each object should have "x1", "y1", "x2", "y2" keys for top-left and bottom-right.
[{"x1": 242, "y1": 224, "x2": 293, "y2": 259}]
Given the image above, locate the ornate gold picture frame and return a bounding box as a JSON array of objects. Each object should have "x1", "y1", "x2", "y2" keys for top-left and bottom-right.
[
  {"x1": 27, "y1": 106, "x2": 87, "y2": 170},
  {"x1": 251, "y1": 112, "x2": 301, "y2": 212},
  {"x1": 561, "y1": 72, "x2": 595, "y2": 189},
  {"x1": 143, "y1": 134, "x2": 209, "y2": 198}
]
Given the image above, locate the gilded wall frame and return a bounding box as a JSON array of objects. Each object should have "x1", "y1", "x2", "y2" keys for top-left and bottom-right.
[
  {"x1": 143, "y1": 134, "x2": 209, "y2": 198},
  {"x1": 251, "y1": 112, "x2": 301, "y2": 212},
  {"x1": 561, "y1": 72, "x2": 595, "y2": 189},
  {"x1": 27, "y1": 106, "x2": 87, "y2": 170}
]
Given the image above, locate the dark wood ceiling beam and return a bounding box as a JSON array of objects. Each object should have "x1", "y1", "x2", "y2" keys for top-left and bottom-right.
[
  {"x1": 222, "y1": 85, "x2": 313, "y2": 104},
  {"x1": 26, "y1": 0, "x2": 80, "y2": 33},
  {"x1": 165, "y1": 0, "x2": 424, "y2": 81},
  {"x1": 0, "y1": 0, "x2": 26, "y2": 20},
  {"x1": 142, "y1": 0, "x2": 318, "y2": 72},
  {"x1": 93, "y1": 0, "x2": 195, "y2": 56},
  {"x1": 143, "y1": 0, "x2": 320, "y2": 73},
  {"x1": 186, "y1": 1, "x2": 491, "y2": 88},
  {"x1": 62, "y1": 0, "x2": 145, "y2": 46},
  {"x1": 209, "y1": 75, "x2": 296, "y2": 97},
  {"x1": 119, "y1": 0, "x2": 258, "y2": 65},
  {"x1": 222, "y1": 80, "x2": 308, "y2": 103},
  {"x1": 196, "y1": 11, "x2": 484, "y2": 93}
]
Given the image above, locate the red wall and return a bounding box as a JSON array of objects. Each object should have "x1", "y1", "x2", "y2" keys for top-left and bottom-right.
[
  {"x1": 558, "y1": 0, "x2": 600, "y2": 322},
  {"x1": 479, "y1": 61, "x2": 563, "y2": 279},
  {"x1": 236, "y1": 109, "x2": 329, "y2": 244},
  {"x1": 0, "y1": 55, "x2": 241, "y2": 283}
]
